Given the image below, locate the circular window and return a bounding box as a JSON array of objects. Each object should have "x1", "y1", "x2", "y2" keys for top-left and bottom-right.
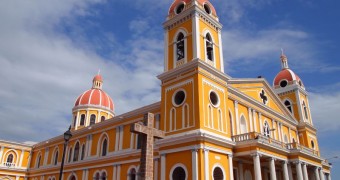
[
  {"x1": 203, "y1": 4, "x2": 211, "y2": 14},
  {"x1": 280, "y1": 80, "x2": 288, "y2": 88},
  {"x1": 175, "y1": 3, "x2": 185, "y2": 14},
  {"x1": 173, "y1": 90, "x2": 186, "y2": 106},
  {"x1": 209, "y1": 91, "x2": 219, "y2": 107}
]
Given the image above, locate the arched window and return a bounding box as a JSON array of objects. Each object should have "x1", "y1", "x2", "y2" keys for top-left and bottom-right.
[
  {"x1": 182, "y1": 104, "x2": 189, "y2": 128},
  {"x1": 213, "y1": 167, "x2": 224, "y2": 180},
  {"x1": 170, "y1": 108, "x2": 176, "y2": 131},
  {"x1": 205, "y1": 33, "x2": 214, "y2": 61},
  {"x1": 73, "y1": 142, "x2": 80, "y2": 162},
  {"x1": 80, "y1": 114, "x2": 85, "y2": 126},
  {"x1": 263, "y1": 121, "x2": 270, "y2": 137},
  {"x1": 302, "y1": 101, "x2": 309, "y2": 120},
  {"x1": 218, "y1": 109, "x2": 223, "y2": 131},
  {"x1": 208, "y1": 105, "x2": 213, "y2": 128},
  {"x1": 129, "y1": 168, "x2": 137, "y2": 180},
  {"x1": 36, "y1": 154, "x2": 41, "y2": 168},
  {"x1": 69, "y1": 175, "x2": 76, "y2": 180},
  {"x1": 68, "y1": 147, "x2": 72, "y2": 163},
  {"x1": 101, "y1": 139, "x2": 108, "y2": 156},
  {"x1": 137, "y1": 134, "x2": 142, "y2": 149},
  {"x1": 172, "y1": 166, "x2": 186, "y2": 180},
  {"x1": 94, "y1": 172, "x2": 100, "y2": 180},
  {"x1": 284, "y1": 100, "x2": 292, "y2": 113},
  {"x1": 81, "y1": 144, "x2": 85, "y2": 160},
  {"x1": 6, "y1": 154, "x2": 13, "y2": 163},
  {"x1": 90, "y1": 114, "x2": 96, "y2": 125},
  {"x1": 101, "y1": 172, "x2": 107, "y2": 180},
  {"x1": 240, "y1": 116, "x2": 247, "y2": 134},
  {"x1": 101, "y1": 116, "x2": 105, "y2": 122},
  {"x1": 176, "y1": 32, "x2": 185, "y2": 61},
  {"x1": 54, "y1": 150, "x2": 59, "y2": 165}
]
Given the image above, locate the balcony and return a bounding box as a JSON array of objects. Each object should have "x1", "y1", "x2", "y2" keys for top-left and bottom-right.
[
  {"x1": 2, "y1": 162, "x2": 16, "y2": 168},
  {"x1": 232, "y1": 132, "x2": 319, "y2": 157}
]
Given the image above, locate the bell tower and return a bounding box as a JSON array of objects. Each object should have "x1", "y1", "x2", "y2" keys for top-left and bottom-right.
[
  {"x1": 163, "y1": 0, "x2": 224, "y2": 72},
  {"x1": 159, "y1": 0, "x2": 230, "y2": 138}
]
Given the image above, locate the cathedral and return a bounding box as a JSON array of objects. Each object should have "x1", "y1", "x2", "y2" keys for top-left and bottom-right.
[{"x1": 0, "y1": 0, "x2": 332, "y2": 180}]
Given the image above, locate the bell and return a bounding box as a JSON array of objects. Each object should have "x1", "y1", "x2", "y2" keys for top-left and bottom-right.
[
  {"x1": 207, "y1": 42, "x2": 213, "y2": 51},
  {"x1": 177, "y1": 42, "x2": 184, "y2": 49}
]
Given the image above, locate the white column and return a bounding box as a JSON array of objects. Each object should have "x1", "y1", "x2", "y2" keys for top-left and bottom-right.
[
  {"x1": 204, "y1": 149, "x2": 210, "y2": 180},
  {"x1": 19, "y1": 149, "x2": 25, "y2": 167},
  {"x1": 234, "y1": 101, "x2": 240, "y2": 134},
  {"x1": 154, "y1": 159, "x2": 158, "y2": 180},
  {"x1": 253, "y1": 110, "x2": 257, "y2": 132},
  {"x1": 75, "y1": 111, "x2": 80, "y2": 130},
  {"x1": 278, "y1": 123, "x2": 282, "y2": 141},
  {"x1": 119, "y1": 126, "x2": 124, "y2": 150},
  {"x1": 117, "y1": 164, "x2": 121, "y2": 180},
  {"x1": 282, "y1": 161, "x2": 289, "y2": 180},
  {"x1": 0, "y1": 146, "x2": 4, "y2": 161},
  {"x1": 302, "y1": 163, "x2": 309, "y2": 180},
  {"x1": 228, "y1": 155, "x2": 234, "y2": 180},
  {"x1": 280, "y1": 123, "x2": 284, "y2": 142},
  {"x1": 239, "y1": 161, "x2": 244, "y2": 180},
  {"x1": 16, "y1": 176, "x2": 19, "y2": 180},
  {"x1": 295, "y1": 161, "x2": 303, "y2": 180},
  {"x1": 192, "y1": 12, "x2": 200, "y2": 60},
  {"x1": 115, "y1": 127, "x2": 119, "y2": 151},
  {"x1": 288, "y1": 163, "x2": 293, "y2": 180},
  {"x1": 252, "y1": 153, "x2": 262, "y2": 180},
  {"x1": 85, "y1": 169, "x2": 89, "y2": 180},
  {"x1": 161, "y1": 154, "x2": 166, "y2": 180},
  {"x1": 218, "y1": 29, "x2": 224, "y2": 72},
  {"x1": 248, "y1": 107, "x2": 253, "y2": 132},
  {"x1": 319, "y1": 168, "x2": 325, "y2": 180},
  {"x1": 269, "y1": 158, "x2": 277, "y2": 180},
  {"x1": 164, "y1": 29, "x2": 168, "y2": 71},
  {"x1": 259, "y1": 113, "x2": 263, "y2": 133},
  {"x1": 113, "y1": 165, "x2": 117, "y2": 180},
  {"x1": 314, "y1": 167, "x2": 320, "y2": 180},
  {"x1": 82, "y1": 169, "x2": 86, "y2": 180},
  {"x1": 192, "y1": 149, "x2": 198, "y2": 180}
]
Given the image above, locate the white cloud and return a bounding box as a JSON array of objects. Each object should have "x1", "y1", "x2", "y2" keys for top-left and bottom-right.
[
  {"x1": 309, "y1": 91, "x2": 340, "y2": 132},
  {"x1": 0, "y1": 0, "x2": 163, "y2": 142}
]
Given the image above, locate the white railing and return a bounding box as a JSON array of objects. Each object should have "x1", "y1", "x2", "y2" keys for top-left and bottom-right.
[{"x1": 3, "y1": 162, "x2": 16, "y2": 167}]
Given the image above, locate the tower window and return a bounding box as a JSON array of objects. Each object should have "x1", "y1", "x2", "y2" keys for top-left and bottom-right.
[
  {"x1": 303, "y1": 102, "x2": 309, "y2": 120},
  {"x1": 73, "y1": 142, "x2": 80, "y2": 162},
  {"x1": 129, "y1": 168, "x2": 137, "y2": 180},
  {"x1": 205, "y1": 34, "x2": 214, "y2": 61},
  {"x1": 54, "y1": 150, "x2": 58, "y2": 165},
  {"x1": 80, "y1": 114, "x2": 85, "y2": 126},
  {"x1": 7, "y1": 154, "x2": 13, "y2": 163},
  {"x1": 175, "y1": 3, "x2": 185, "y2": 14},
  {"x1": 284, "y1": 100, "x2": 292, "y2": 113},
  {"x1": 280, "y1": 80, "x2": 288, "y2": 87},
  {"x1": 311, "y1": 140, "x2": 315, "y2": 149},
  {"x1": 204, "y1": 4, "x2": 211, "y2": 14},
  {"x1": 213, "y1": 167, "x2": 224, "y2": 180},
  {"x1": 81, "y1": 144, "x2": 85, "y2": 160},
  {"x1": 68, "y1": 148, "x2": 72, "y2": 163},
  {"x1": 102, "y1": 139, "x2": 108, "y2": 156},
  {"x1": 172, "y1": 166, "x2": 186, "y2": 180},
  {"x1": 90, "y1": 114, "x2": 96, "y2": 125},
  {"x1": 176, "y1": 33, "x2": 185, "y2": 61}
]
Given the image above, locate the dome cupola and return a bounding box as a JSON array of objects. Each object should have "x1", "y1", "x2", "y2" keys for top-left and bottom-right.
[
  {"x1": 72, "y1": 74, "x2": 115, "y2": 130},
  {"x1": 273, "y1": 51, "x2": 305, "y2": 89}
]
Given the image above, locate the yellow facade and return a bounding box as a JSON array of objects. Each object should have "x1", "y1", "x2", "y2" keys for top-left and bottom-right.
[{"x1": 0, "y1": 0, "x2": 332, "y2": 180}]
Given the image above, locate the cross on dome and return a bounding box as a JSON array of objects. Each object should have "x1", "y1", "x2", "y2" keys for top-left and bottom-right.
[{"x1": 280, "y1": 48, "x2": 289, "y2": 69}]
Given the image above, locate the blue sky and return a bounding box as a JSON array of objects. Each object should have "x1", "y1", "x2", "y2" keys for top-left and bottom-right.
[{"x1": 0, "y1": 0, "x2": 339, "y2": 178}]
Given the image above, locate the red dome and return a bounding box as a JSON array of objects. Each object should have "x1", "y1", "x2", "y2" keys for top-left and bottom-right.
[
  {"x1": 273, "y1": 69, "x2": 302, "y2": 87},
  {"x1": 74, "y1": 89, "x2": 114, "y2": 112},
  {"x1": 168, "y1": 0, "x2": 217, "y2": 16}
]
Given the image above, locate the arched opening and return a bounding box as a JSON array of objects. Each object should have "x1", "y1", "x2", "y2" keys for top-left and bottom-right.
[
  {"x1": 53, "y1": 150, "x2": 59, "y2": 165},
  {"x1": 284, "y1": 100, "x2": 292, "y2": 113},
  {"x1": 213, "y1": 167, "x2": 224, "y2": 180},
  {"x1": 6, "y1": 154, "x2": 13, "y2": 163},
  {"x1": 176, "y1": 32, "x2": 185, "y2": 61},
  {"x1": 73, "y1": 142, "x2": 80, "y2": 162},
  {"x1": 182, "y1": 104, "x2": 189, "y2": 128},
  {"x1": 240, "y1": 116, "x2": 247, "y2": 134},
  {"x1": 263, "y1": 121, "x2": 270, "y2": 137},
  {"x1": 69, "y1": 175, "x2": 76, "y2": 180},
  {"x1": 205, "y1": 33, "x2": 214, "y2": 61},
  {"x1": 101, "y1": 172, "x2": 107, "y2": 180},
  {"x1": 101, "y1": 116, "x2": 105, "y2": 122},
  {"x1": 36, "y1": 154, "x2": 41, "y2": 168},
  {"x1": 90, "y1": 114, "x2": 96, "y2": 125},
  {"x1": 94, "y1": 172, "x2": 100, "y2": 180},
  {"x1": 101, "y1": 139, "x2": 108, "y2": 156},
  {"x1": 129, "y1": 168, "x2": 137, "y2": 180},
  {"x1": 68, "y1": 147, "x2": 72, "y2": 163},
  {"x1": 80, "y1": 114, "x2": 85, "y2": 126},
  {"x1": 303, "y1": 101, "x2": 309, "y2": 120},
  {"x1": 172, "y1": 166, "x2": 186, "y2": 180}
]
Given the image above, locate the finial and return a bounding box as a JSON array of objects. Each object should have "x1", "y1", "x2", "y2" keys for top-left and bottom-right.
[
  {"x1": 281, "y1": 48, "x2": 284, "y2": 56},
  {"x1": 280, "y1": 49, "x2": 289, "y2": 69},
  {"x1": 97, "y1": 69, "x2": 101, "y2": 75}
]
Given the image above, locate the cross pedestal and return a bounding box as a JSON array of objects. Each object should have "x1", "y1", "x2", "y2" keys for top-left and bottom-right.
[{"x1": 130, "y1": 113, "x2": 165, "y2": 180}]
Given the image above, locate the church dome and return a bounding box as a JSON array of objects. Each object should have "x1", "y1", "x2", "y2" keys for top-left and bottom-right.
[
  {"x1": 73, "y1": 74, "x2": 114, "y2": 113},
  {"x1": 273, "y1": 53, "x2": 304, "y2": 89},
  {"x1": 168, "y1": 0, "x2": 217, "y2": 16}
]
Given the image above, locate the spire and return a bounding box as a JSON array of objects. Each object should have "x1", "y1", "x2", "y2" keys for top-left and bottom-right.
[
  {"x1": 92, "y1": 72, "x2": 103, "y2": 89},
  {"x1": 280, "y1": 48, "x2": 289, "y2": 69}
]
